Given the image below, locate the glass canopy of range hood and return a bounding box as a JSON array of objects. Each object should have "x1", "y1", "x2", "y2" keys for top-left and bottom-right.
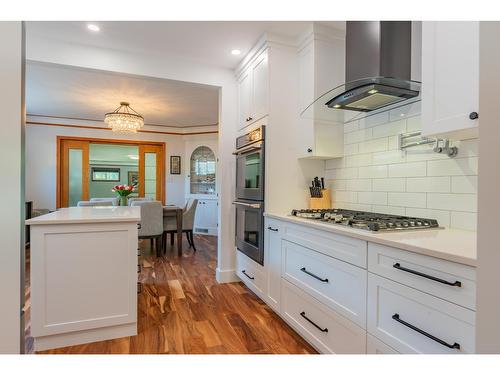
[{"x1": 300, "y1": 77, "x2": 422, "y2": 124}]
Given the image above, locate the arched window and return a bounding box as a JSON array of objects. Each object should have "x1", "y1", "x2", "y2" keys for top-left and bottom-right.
[{"x1": 190, "y1": 146, "x2": 216, "y2": 194}]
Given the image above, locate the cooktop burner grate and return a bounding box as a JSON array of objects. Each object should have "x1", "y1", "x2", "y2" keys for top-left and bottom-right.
[{"x1": 291, "y1": 208, "x2": 440, "y2": 232}]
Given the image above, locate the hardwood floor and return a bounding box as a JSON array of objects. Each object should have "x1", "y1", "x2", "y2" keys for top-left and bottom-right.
[{"x1": 25, "y1": 234, "x2": 317, "y2": 354}]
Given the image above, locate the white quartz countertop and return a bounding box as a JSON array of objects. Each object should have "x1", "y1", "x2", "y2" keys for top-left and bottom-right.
[
  {"x1": 26, "y1": 206, "x2": 141, "y2": 225},
  {"x1": 265, "y1": 213, "x2": 477, "y2": 267}
]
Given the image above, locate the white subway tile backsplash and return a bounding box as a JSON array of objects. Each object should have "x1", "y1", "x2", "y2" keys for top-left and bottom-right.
[
  {"x1": 427, "y1": 193, "x2": 477, "y2": 212},
  {"x1": 358, "y1": 192, "x2": 388, "y2": 205},
  {"x1": 450, "y1": 211, "x2": 477, "y2": 231},
  {"x1": 346, "y1": 179, "x2": 372, "y2": 192},
  {"x1": 405, "y1": 208, "x2": 451, "y2": 228},
  {"x1": 345, "y1": 128, "x2": 372, "y2": 144},
  {"x1": 344, "y1": 143, "x2": 359, "y2": 156},
  {"x1": 334, "y1": 191, "x2": 358, "y2": 203},
  {"x1": 325, "y1": 111, "x2": 478, "y2": 230},
  {"x1": 372, "y1": 205, "x2": 406, "y2": 216},
  {"x1": 406, "y1": 177, "x2": 451, "y2": 193},
  {"x1": 372, "y1": 119, "x2": 407, "y2": 139},
  {"x1": 372, "y1": 178, "x2": 406, "y2": 192},
  {"x1": 358, "y1": 138, "x2": 388, "y2": 153},
  {"x1": 451, "y1": 176, "x2": 478, "y2": 194},
  {"x1": 372, "y1": 150, "x2": 406, "y2": 165},
  {"x1": 359, "y1": 165, "x2": 388, "y2": 178},
  {"x1": 344, "y1": 121, "x2": 359, "y2": 133},
  {"x1": 388, "y1": 161, "x2": 426, "y2": 177},
  {"x1": 345, "y1": 153, "x2": 372, "y2": 167},
  {"x1": 388, "y1": 192, "x2": 427, "y2": 208},
  {"x1": 427, "y1": 157, "x2": 478, "y2": 176}
]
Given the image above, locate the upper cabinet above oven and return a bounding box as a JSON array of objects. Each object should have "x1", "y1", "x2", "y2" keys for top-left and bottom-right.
[{"x1": 237, "y1": 49, "x2": 269, "y2": 130}]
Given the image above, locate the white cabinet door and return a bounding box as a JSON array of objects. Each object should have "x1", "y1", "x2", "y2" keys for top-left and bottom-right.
[
  {"x1": 251, "y1": 50, "x2": 269, "y2": 123},
  {"x1": 421, "y1": 21, "x2": 479, "y2": 140},
  {"x1": 238, "y1": 68, "x2": 252, "y2": 128},
  {"x1": 194, "y1": 199, "x2": 217, "y2": 235},
  {"x1": 264, "y1": 218, "x2": 282, "y2": 313}
]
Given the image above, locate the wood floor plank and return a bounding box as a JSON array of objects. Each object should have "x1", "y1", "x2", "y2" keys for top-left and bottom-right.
[{"x1": 26, "y1": 235, "x2": 317, "y2": 354}]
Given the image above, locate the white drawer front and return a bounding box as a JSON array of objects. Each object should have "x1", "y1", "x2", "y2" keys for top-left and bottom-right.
[
  {"x1": 368, "y1": 242, "x2": 476, "y2": 310},
  {"x1": 282, "y1": 240, "x2": 367, "y2": 328},
  {"x1": 283, "y1": 222, "x2": 367, "y2": 268},
  {"x1": 367, "y1": 334, "x2": 399, "y2": 354},
  {"x1": 367, "y1": 273, "x2": 475, "y2": 354},
  {"x1": 236, "y1": 250, "x2": 266, "y2": 297},
  {"x1": 281, "y1": 279, "x2": 366, "y2": 354}
]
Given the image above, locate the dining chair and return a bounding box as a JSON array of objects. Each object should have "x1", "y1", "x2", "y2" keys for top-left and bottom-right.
[
  {"x1": 127, "y1": 197, "x2": 153, "y2": 206},
  {"x1": 130, "y1": 200, "x2": 164, "y2": 257},
  {"x1": 90, "y1": 197, "x2": 119, "y2": 206},
  {"x1": 76, "y1": 200, "x2": 113, "y2": 207},
  {"x1": 163, "y1": 199, "x2": 198, "y2": 252}
]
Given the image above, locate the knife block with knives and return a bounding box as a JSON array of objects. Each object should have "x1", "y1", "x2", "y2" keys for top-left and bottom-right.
[{"x1": 308, "y1": 177, "x2": 331, "y2": 209}]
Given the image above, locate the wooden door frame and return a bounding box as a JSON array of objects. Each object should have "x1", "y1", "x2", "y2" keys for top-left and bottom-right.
[{"x1": 56, "y1": 136, "x2": 166, "y2": 208}]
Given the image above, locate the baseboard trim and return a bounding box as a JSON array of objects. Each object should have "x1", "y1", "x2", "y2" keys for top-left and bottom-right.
[{"x1": 216, "y1": 268, "x2": 240, "y2": 283}]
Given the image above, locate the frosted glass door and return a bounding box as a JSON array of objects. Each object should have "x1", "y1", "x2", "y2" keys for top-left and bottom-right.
[
  {"x1": 138, "y1": 144, "x2": 164, "y2": 202},
  {"x1": 60, "y1": 140, "x2": 89, "y2": 208}
]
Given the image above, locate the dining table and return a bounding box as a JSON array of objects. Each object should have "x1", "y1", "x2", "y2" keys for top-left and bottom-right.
[{"x1": 163, "y1": 205, "x2": 183, "y2": 256}]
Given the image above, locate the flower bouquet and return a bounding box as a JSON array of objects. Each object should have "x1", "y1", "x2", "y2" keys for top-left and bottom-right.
[{"x1": 112, "y1": 184, "x2": 135, "y2": 206}]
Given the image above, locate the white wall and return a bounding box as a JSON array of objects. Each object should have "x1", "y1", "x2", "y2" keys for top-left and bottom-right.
[
  {"x1": 0, "y1": 21, "x2": 23, "y2": 353},
  {"x1": 324, "y1": 102, "x2": 479, "y2": 231},
  {"x1": 25, "y1": 120, "x2": 216, "y2": 209},
  {"x1": 476, "y1": 21, "x2": 500, "y2": 353},
  {"x1": 26, "y1": 35, "x2": 238, "y2": 283}
]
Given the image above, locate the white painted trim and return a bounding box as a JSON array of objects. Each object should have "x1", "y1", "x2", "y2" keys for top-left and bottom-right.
[
  {"x1": 216, "y1": 267, "x2": 240, "y2": 284},
  {"x1": 34, "y1": 323, "x2": 136, "y2": 352}
]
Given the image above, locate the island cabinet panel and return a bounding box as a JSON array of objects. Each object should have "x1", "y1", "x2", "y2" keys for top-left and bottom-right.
[{"x1": 30, "y1": 221, "x2": 138, "y2": 351}]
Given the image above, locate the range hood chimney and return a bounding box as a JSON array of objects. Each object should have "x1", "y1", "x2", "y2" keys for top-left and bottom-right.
[{"x1": 302, "y1": 21, "x2": 421, "y2": 121}]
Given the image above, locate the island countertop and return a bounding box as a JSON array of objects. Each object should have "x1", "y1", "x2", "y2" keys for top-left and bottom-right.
[
  {"x1": 265, "y1": 212, "x2": 477, "y2": 267},
  {"x1": 26, "y1": 206, "x2": 141, "y2": 225}
]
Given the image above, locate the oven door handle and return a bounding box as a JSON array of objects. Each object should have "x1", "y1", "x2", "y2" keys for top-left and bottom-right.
[
  {"x1": 232, "y1": 145, "x2": 262, "y2": 156},
  {"x1": 232, "y1": 201, "x2": 261, "y2": 209}
]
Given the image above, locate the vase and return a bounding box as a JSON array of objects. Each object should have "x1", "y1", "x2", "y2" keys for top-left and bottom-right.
[{"x1": 119, "y1": 196, "x2": 128, "y2": 206}]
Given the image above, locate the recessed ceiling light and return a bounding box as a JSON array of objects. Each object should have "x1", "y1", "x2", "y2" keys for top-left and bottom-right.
[
  {"x1": 231, "y1": 49, "x2": 241, "y2": 56},
  {"x1": 87, "y1": 24, "x2": 100, "y2": 32}
]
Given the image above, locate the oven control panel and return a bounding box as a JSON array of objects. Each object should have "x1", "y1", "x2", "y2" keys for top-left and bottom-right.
[{"x1": 236, "y1": 126, "x2": 265, "y2": 149}]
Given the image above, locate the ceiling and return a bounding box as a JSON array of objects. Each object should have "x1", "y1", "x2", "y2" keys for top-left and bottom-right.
[
  {"x1": 26, "y1": 61, "x2": 220, "y2": 128},
  {"x1": 26, "y1": 21, "x2": 346, "y2": 69}
]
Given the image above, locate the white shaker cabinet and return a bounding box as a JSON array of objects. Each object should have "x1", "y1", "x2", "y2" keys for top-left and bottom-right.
[
  {"x1": 421, "y1": 21, "x2": 479, "y2": 140},
  {"x1": 297, "y1": 25, "x2": 345, "y2": 159},
  {"x1": 237, "y1": 49, "x2": 269, "y2": 129},
  {"x1": 264, "y1": 218, "x2": 282, "y2": 313},
  {"x1": 194, "y1": 199, "x2": 218, "y2": 236}
]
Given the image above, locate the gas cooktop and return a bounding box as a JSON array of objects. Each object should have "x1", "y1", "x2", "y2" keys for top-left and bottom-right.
[{"x1": 291, "y1": 208, "x2": 440, "y2": 232}]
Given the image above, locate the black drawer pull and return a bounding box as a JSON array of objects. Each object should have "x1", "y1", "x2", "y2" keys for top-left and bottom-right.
[
  {"x1": 392, "y1": 313, "x2": 460, "y2": 350},
  {"x1": 267, "y1": 226, "x2": 278, "y2": 232},
  {"x1": 300, "y1": 267, "x2": 329, "y2": 283},
  {"x1": 242, "y1": 270, "x2": 255, "y2": 280},
  {"x1": 393, "y1": 263, "x2": 461, "y2": 287},
  {"x1": 137, "y1": 223, "x2": 142, "y2": 229},
  {"x1": 300, "y1": 311, "x2": 328, "y2": 333}
]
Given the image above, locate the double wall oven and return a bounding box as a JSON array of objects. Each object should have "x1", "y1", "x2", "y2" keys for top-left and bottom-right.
[{"x1": 233, "y1": 126, "x2": 265, "y2": 265}]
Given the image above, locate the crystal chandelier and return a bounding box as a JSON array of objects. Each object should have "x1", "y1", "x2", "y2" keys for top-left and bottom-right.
[{"x1": 104, "y1": 102, "x2": 144, "y2": 133}]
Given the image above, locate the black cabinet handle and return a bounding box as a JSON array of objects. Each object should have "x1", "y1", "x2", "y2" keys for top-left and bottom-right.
[
  {"x1": 300, "y1": 267, "x2": 329, "y2": 283},
  {"x1": 469, "y1": 111, "x2": 479, "y2": 120},
  {"x1": 393, "y1": 263, "x2": 461, "y2": 287},
  {"x1": 307, "y1": 148, "x2": 313, "y2": 153},
  {"x1": 242, "y1": 270, "x2": 255, "y2": 280},
  {"x1": 137, "y1": 223, "x2": 142, "y2": 229},
  {"x1": 300, "y1": 311, "x2": 328, "y2": 333},
  {"x1": 392, "y1": 313, "x2": 460, "y2": 350},
  {"x1": 267, "y1": 226, "x2": 278, "y2": 232}
]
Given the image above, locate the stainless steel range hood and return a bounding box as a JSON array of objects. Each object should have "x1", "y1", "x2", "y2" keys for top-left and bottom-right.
[{"x1": 302, "y1": 21, "x2": 421, "y2": 123}]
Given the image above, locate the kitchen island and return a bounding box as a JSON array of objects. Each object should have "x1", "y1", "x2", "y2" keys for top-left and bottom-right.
[{"x1": 26, "y1": 206, "x2": 141, "y2": 351}]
